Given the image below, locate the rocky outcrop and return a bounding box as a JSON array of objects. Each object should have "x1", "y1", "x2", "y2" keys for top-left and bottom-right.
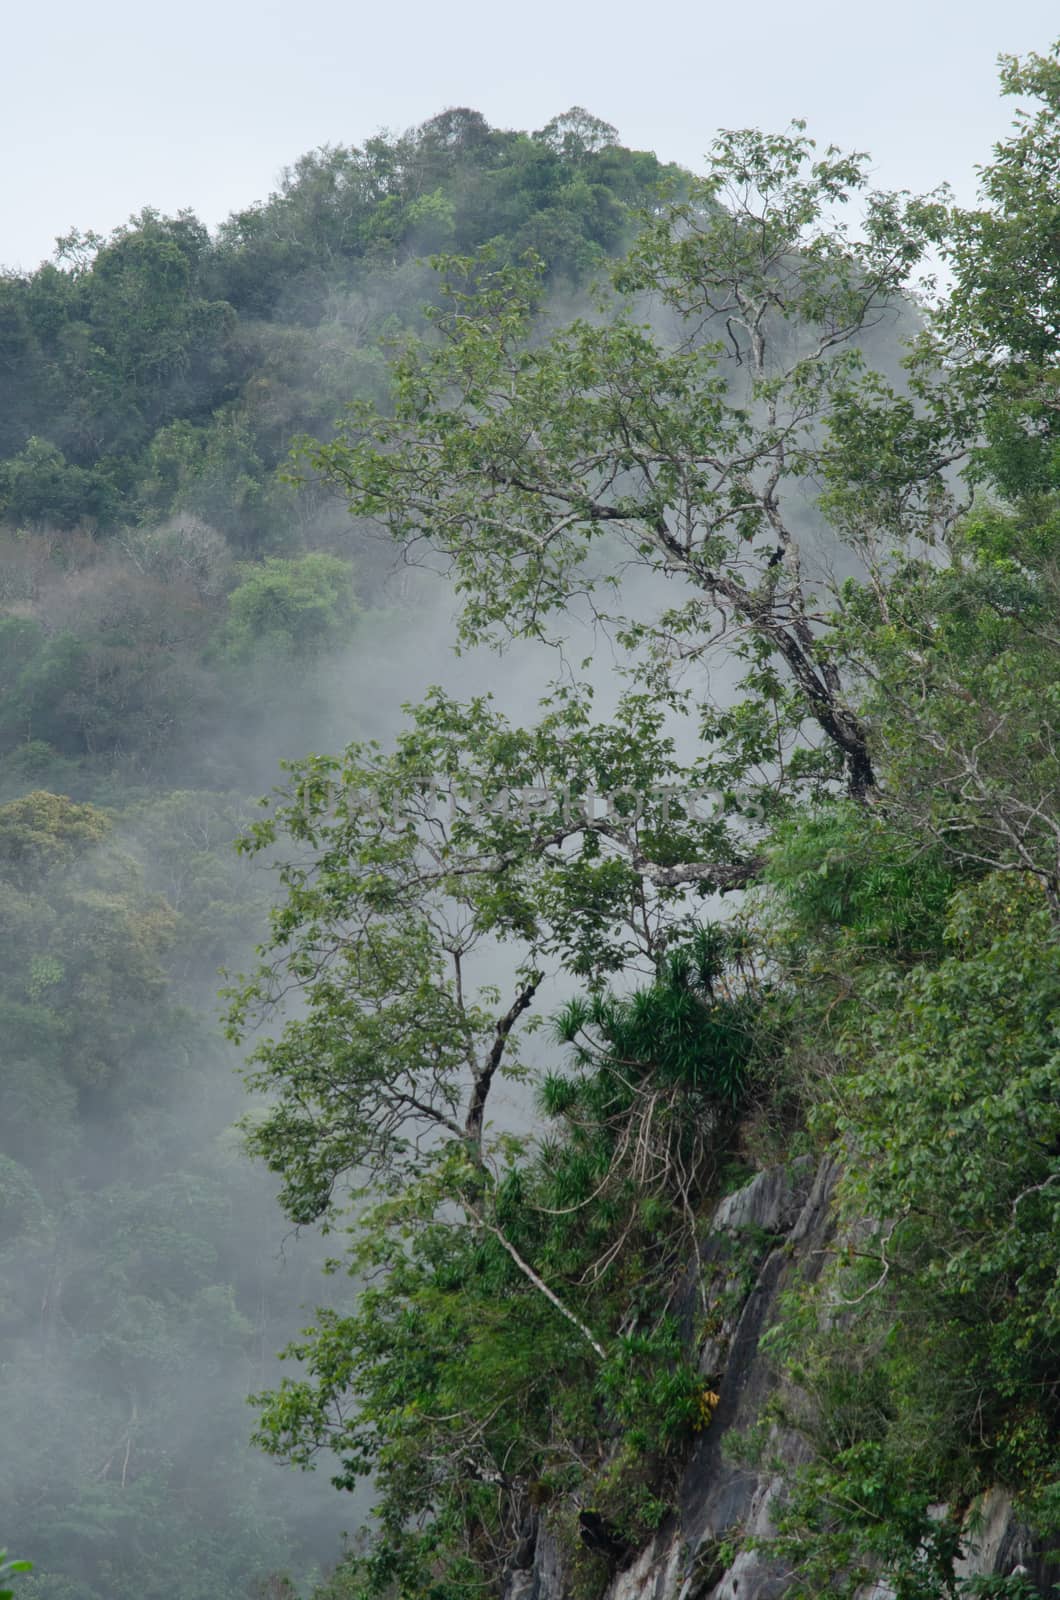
[
  {"x1": 952, "y1": 1488, "x2": 1053, "y2": 1591},
  {"x1": 503, "y1": 1160, "x2": 1059, "y2": 1600}
]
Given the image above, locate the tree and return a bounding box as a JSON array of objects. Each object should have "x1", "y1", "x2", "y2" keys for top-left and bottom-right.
[
  {"x1": 832, "y1": 502, "x2": 1060, "y2": 917},
  {"x1": 227, "y1": 121, "x2": 979, "y2": 1594},
  {"x1": 308, "y1": 125, "x2": 954, "y2": 807},
  {"x1": 223, "y1": 553, "x2": 358, "y2": 660},
  {"x1": 939, "y1": 47, "x2": 1060, "y2": 498},
  {"x1": 227, "y1": 674, "x2": 758, "y2": 1206},
  {"x1": 230, "y1": 62, "x2": 1060, "y2": 1594},
  {"x1": 0, "y1": 436, "x2": 116, "y2": 528},
  {"x1": 536, "y1": 108, "x2": 620, "y2": 159},
  {"x1": 244, "y1": 923, "x2": 761, "y2": 1597}
]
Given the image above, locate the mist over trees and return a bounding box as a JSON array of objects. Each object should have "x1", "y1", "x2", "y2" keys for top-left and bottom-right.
[
  {"x1": 3, "y1": 50, "x2": 1060, "y2": 1600},
  {"x1": 0, "y1": 108, "x2": 683, "y2": 1600}
]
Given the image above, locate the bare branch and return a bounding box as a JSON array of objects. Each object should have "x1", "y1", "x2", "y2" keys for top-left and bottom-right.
[
  {"x1": 465, "y1": 976, "x2": 541, "y2": 1146},
  {"x1": 463, "y1": 1199, "x2": 607, "y2": 1360}
]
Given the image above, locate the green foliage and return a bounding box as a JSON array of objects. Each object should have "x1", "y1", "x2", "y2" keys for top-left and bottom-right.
[
  {"x1": 0, "y1": 437, "x2": 118, "y2": 529},
  {"x1": 940, "y1": 46, "x2": 1060, "y2": 497},
  {"x1": 826, "y1": 497, "x2": 1060, "y2": 914},
  {"x1": 553, "y1": 925, "x2": 759, "y2": 1104},
  {"x1": 0, "y1": 112, "x2": 680, "y2": 550},
  {"x1": 0, "y1": 98, "x2": 704, "y2": 1600},
  {"x1": 260, "y1": 59, "x2": 1060, "y2": 1600},
  {"x1": 245, "y1": 934, "x2": 760, "y2": 1595},
  {"x1": 840, "y1": 877, "x2": 1060, "y2": 1438},
  {"x1": 232, "y1": 84, "x2": 1060, "y2": 1600},
  {"x1": 10, "y1": 51, "x2": 1060, "y2": 1600},
  {"x1": 756, "y1": 348, "x2": 1060, "y2": 1587},
  {"x1": 755, "y1": 866, "x2": 1060, "y2": 1595},
  {"x1": 767, "y1": 804, "x2": 956, "y2": 966},
  {"x1": 0, "y1": 1552, "x2": 32, "y2": 1600},
  {"x1": 223, "y1": 553, "x2": 358, "y2": 660}
]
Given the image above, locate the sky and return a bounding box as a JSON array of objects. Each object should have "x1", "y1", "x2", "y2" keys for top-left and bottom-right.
[{"x1": 3, "y1": 0, "x2": 1059, "y2": 272}]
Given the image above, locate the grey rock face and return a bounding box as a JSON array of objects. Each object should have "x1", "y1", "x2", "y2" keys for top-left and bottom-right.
[
  {"x1": 502, "y1": 1159, "x2": 829, "y2": 1600},
  {"x1": 503, "y1": 1158, "x2": 1060, "y2": 1600},
  {"x1": 952, "y1": 1487, "x2": 1048, "y2": 1587}
]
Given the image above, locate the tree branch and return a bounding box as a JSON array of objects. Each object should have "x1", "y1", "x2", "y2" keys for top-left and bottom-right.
[
  {"x1": 463, "y1": 1200, "x2": 607, "y2": 1360},
  {"x1": 465, "y1": 976, "x2": 541, "y2": 1146},
  {"x1": 634, "y1": 855, "x2": 763, "y2": 891}
]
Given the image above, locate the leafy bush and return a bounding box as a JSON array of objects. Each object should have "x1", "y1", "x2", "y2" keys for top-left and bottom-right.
[{"x1": 223, "y1": 553, "x2": 357, "y2": 660}]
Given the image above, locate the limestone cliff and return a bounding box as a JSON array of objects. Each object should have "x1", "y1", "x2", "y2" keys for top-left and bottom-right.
[{"x1": 503, "y1": 1162, "x2": 1058, "y2": 1600}]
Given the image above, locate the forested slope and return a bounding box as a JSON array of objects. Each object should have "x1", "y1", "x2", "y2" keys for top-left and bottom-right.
[
  {"x1": 4, "y1": 53, "x2": 1060, "y2": 1600},
  {"x1": 0, "y1": 109, "x2": 683, "y2": 1600}
]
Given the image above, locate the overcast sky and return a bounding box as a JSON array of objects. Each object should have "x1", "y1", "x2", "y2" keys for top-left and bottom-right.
[{"x1": 3, "y1": 0, "x2": 1058, "y2": 272}]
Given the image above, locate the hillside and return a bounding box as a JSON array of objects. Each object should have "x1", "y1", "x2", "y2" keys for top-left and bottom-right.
[
  {"x1": 4, "y1": 55, "x2": 1060, "y2": 1600},
  {"x1": 0, "y1": 108, "x2": 684, "y2": 1600}
]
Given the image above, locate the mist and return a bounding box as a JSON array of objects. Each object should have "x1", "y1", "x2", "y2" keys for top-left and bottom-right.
[{"x1": 0, "y1": 100, "x2": 936, "y2": 1600}]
